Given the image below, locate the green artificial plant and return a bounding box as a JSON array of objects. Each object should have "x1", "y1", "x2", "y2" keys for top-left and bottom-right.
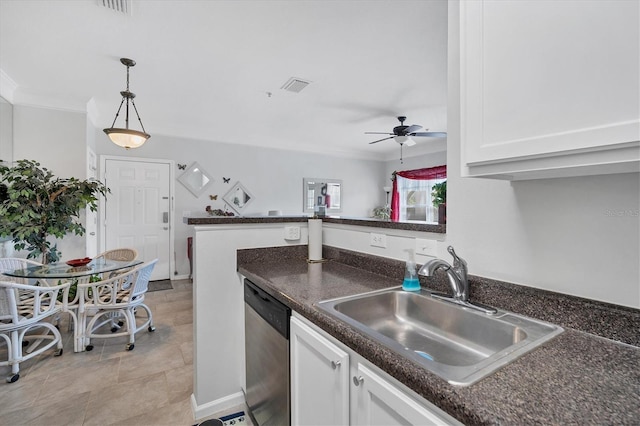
[
  {"x1": 0, "y1": 159, "x2": 109, "y2": 264},
  {"x1": 431, "y1": 181, "x2": 447, "y2": 207}
]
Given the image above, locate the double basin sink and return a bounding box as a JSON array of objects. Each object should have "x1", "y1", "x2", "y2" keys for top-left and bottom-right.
[{"x1": 316, "y1": 287, "x2": 563, "y2": 386}]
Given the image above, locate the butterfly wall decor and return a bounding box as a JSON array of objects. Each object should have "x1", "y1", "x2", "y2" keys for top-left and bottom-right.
[
  {"x1": 178, "y1": 164, "x2": 187, "y2": 170},
  {"x1": 223, "y1": 177, "x2": 231, "y2": 184},
  {"x1": 209, "y1": 194, "x2": 218, "y2": 200}
]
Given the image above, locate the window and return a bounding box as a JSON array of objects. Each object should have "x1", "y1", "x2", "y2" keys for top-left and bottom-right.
[
  {"x1": 391, "y1": 166, "x2": 446, "y2": 223},
  {"x1": 396, "y1": 175, "x2": 445, "y2": 223}
]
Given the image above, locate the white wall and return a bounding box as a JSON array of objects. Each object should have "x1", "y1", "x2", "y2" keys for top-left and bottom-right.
[
  {"x1": 0, "y1": 97, "x2": 12, "y2": 163},
  {"x1": 11, "y1": 105, "x2": 89, "y2": 261},
  {"x1": 446, "y1": 1, "x2": 639, "y2": 308},
  {"x1": 191, "y1": 223, "x2": 307, "y2": 418},
  {"x1": 384, "y1": 150, "x2": 447, "y2": 182},
  {"x1": 94, "y1": 129, "x2": 386, "y2": 276},
  {"x1": 13, "y1": 105, "x2": 86, "y2": 178}
]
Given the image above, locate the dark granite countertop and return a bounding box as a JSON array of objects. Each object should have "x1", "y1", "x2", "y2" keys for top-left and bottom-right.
[
  {"x1": 184, "y1": 215, "x2": 446, "y2": 233},
  {"x1": 237, "y1": 246, "x2": 640, "y2": 425}
]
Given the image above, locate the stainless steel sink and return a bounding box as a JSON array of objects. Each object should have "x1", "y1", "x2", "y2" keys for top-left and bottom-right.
[{"x1": 316, "y1": 287, "x2": 563, "y2": 386}]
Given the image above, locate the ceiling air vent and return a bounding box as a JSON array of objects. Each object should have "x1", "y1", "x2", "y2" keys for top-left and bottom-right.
[
  {"x1": 281, "y1": 77, "x2": 311, "y2": 93},
  {"x1": 98, "y1": 0, "x2": 131, "y2": 15}
]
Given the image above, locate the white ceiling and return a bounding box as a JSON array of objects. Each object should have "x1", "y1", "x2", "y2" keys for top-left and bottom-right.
[{"x1": 0, "y1": 0, "x2": 448, "y2": 161}]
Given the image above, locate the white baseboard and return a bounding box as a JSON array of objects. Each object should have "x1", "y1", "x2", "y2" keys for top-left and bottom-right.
[{"x1": 191, "y1": 391, "x2": 246, "y2": 421}]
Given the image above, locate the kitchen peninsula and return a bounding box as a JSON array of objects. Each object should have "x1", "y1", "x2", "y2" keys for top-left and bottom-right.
[
  {"x1": 186, "y1": 216, "x2": 445, "y2": 420},
  {"x1": 184, "y1": 215, "x2": 446, "y2": 234},
  {"x1": 186, "y1": 216, "x2": 638, "y2": 424}
]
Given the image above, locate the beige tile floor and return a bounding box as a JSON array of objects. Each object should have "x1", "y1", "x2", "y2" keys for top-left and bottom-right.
[{"x1": 0, "y1": 279, "x2": 244, "y2": 426}]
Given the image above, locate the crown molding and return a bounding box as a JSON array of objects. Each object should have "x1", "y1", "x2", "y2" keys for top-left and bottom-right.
[{"x1": 0, "y1": 69, "x2": 18, "y2": 103}]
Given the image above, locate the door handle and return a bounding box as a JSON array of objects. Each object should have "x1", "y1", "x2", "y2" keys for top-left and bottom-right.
[
  {"x1": 89, "y1": 232, "x2": 96, "y2": 236},
  {"x1": 163, "y1": 212, "x2": 169, "y2": 223}
]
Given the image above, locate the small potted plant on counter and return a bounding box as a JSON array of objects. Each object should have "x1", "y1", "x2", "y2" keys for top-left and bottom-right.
[{"x1": 432, "y1": 181, "x2": 446, "y2": 225}]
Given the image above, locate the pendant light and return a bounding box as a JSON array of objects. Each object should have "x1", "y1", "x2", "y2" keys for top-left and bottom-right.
[{"x1": 103, "y1": 58, "x2": 150, "y2": 149}]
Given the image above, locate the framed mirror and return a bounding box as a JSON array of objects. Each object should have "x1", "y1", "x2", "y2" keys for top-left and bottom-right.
[
  {"x1": 303, "y1": 178, "x2": 342, "y2": 213},
  {"x1": 223, "y1": 181, "x2": 254, "y2": 214},
  {"x1": 177, "y1": 162, "x2": 214, "y2": 197}
]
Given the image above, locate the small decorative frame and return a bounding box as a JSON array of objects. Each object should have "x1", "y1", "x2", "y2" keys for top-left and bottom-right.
[
  {"x1": 177, "y1": 162, "x2": 214, "y2": 197},
  {"x1": 223, "y1": 181, "x2": 254, "y2": 214}
]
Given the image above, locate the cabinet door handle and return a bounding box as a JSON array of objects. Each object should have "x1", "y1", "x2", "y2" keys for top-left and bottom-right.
[
  {"x1": 331, "y1": 360, "x2": 341, "y2": 370},
  {"x1": 353, "y1": 375, "x2": 364, "y2": 386}
]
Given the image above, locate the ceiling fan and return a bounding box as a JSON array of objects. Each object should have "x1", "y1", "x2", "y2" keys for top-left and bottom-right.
[
  {"x1": 366, "y1": 116, "x2": 447, "y2": 162},
  {"x1": 366, "y1": 116, "x2": 447, "y2": 145}
]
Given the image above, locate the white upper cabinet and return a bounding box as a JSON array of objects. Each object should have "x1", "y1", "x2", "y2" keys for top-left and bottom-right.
[{"x1": 460, "y1": 0, "x2": 640, "y2": 180}]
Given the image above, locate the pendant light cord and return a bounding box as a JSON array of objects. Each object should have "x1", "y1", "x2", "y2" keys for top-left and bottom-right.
[{"x1": 107, "y1": 61, "x2": 147, "y2": 133}]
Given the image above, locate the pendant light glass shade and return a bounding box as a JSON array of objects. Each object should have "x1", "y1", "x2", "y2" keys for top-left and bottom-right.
[
  {"x1": 104, "y1": 128, "x2": 149, "y2": 149},
  {"x1": 104, "y1": 58, "x2": 150, "y2": 149}
]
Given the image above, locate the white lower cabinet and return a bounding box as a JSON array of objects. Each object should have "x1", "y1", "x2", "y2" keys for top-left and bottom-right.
[
  {"x1": 351, "y1": 363, "x2": 449, "y2": 426},
  {"x1": 290, "y1": 314, "x2": 350, "y2": 425},
  {"x1": 290, "y1": 313, "x2": 459, "y2": 426}
]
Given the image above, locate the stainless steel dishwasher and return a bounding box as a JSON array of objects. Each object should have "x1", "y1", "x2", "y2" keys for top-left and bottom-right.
[{"x1": 244, "y1": 278, "x2": 291, "y2": 426}]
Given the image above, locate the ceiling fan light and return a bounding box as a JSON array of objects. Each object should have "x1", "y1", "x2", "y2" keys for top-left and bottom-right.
[
  {"x1": 394, "y1": 136, "x2": 409, "y2": 144},
  {"x1": 104, "y1": 128, "x2": 150, "y2": 149}
]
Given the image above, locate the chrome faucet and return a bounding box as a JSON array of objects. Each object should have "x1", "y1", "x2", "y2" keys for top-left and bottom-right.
[{"x1": 418, "y1": 246, "x2": 496, "y2": 314}]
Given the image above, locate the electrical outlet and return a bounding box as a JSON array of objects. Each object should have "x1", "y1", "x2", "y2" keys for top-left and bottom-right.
[
  {"x1": 415, "y1": 238, "x2": 437, "y2": 256},
  {"x1": 370, "y1": 233, "x2": 387, "y2": 248},
  {"x1": 182, "y1": 210, "x2": 191, "y2": 217},
  {"x1": 284, "y1": 226, "x2": 301, "y2": 241}
]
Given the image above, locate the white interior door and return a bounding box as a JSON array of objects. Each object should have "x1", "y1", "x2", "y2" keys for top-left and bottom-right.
[{"x1": 104, "y1": 158, "x2": 172, "y2": 281}]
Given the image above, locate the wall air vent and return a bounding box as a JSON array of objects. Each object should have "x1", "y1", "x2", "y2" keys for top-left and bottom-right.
[
  {"x1": 281, "y1": 77, "x2": 311, "y2": 93},
  {"x1": 98, "y1": 0, "x2": 131, "y2": 15}
]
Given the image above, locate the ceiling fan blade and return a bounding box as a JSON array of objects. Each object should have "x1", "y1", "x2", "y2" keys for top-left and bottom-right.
[
  {"x1": 405, "y1": 139, "x2": 417, "y2": 147},
  {"x1": 368, "y1": 136, "x2": 395, "y2": 144},
  {"x1": 365, "y1": 132, "x2": 393, "y2": 135},
  {"x1": 410, "y1": 132, "x2": 448, "y2": 138},
  {"x1": 404, "y1": 124, "x2": 422, "y2": 133}
]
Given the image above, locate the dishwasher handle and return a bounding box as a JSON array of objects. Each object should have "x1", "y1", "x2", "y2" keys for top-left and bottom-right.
[{"x1": 244, "y1": 279, "x2": 291, "y2": 339}]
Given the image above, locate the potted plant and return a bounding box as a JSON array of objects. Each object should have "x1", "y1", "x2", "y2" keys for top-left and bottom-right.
[
  {"x1": 431, "y1": 181, "x2": 446, "y2": 224},
  {"x1": 372, "y1": 206, "x2": 391, "y2": 220},
  {"x1": 0, "y1": 159, "x2": 109, "y2": 264},
  {"x1": 0, "y1": 182, "x2": 10, "y2": 244}
]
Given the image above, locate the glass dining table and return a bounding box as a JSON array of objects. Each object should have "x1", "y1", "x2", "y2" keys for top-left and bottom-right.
[
  {"x1": 4, "y1": 257, "x2": 143, "y2": 353},
  {"x1": 3, "y1": 258, "x2": 143, "y2": 280}
]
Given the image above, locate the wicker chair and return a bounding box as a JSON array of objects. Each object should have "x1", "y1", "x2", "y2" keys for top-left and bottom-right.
[
  {"x1": 95, "y1": 248, "x2": 138, "y2": 262},
  {"x1": 0, "y1": 279, "x2": 70, "y2": 382},
  {"x1": 92, "y1": 248, "x2": 140, "y2": 334},
  {"x1": 78, "y1": 259, "x2": 157, "y2": 352},
  {"x1": 0, "y1": 258, "x2": 47, "y2": 285}
]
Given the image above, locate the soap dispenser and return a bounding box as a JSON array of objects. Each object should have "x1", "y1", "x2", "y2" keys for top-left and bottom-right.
[{"x1": 402, "y1": 249, "x2": 421, "y2": 292}]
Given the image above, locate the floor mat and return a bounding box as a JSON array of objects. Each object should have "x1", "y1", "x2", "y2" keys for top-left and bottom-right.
[{"x1": 148, "y1": 279, "x2": 173, "y2": 292}]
